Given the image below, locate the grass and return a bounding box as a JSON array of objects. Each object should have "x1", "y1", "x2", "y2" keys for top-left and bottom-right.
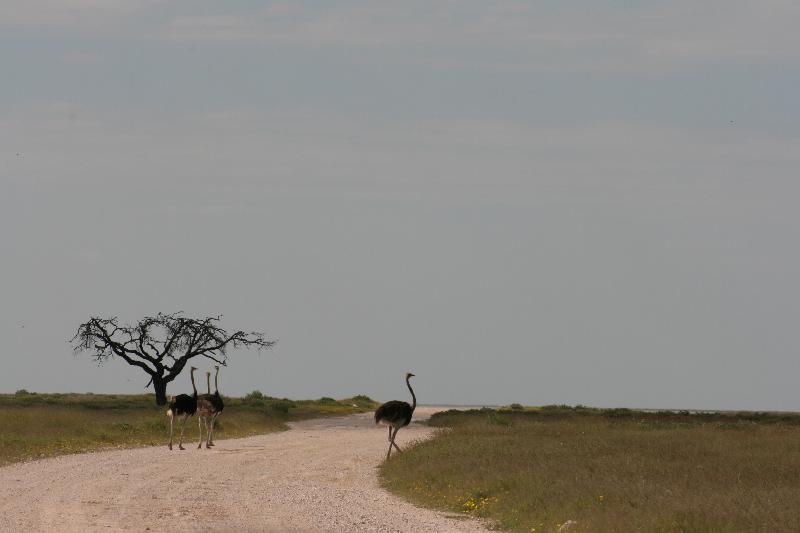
[
  {"x1": 379, "y1": 406, "x2": 800, "y2": 533},
  {"x1": 0, "y1": 391, "x2": 376, "y2": 466}
]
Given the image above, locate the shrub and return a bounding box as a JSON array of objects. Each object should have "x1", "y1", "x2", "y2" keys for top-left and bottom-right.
[
  {"x1": 509, "y1": 403, "x2": 524, "y2": 411},
  {"x1": 269, "y1": 400, "x2": 292, "y2": 414},
  {"x1": 603, "y1": 407, "x2": 634, "y2": 418},
  {"x1": 487, "y1": 412, "x2": 512, "y2": 426},
  {"x1": 317, "y1": 397, "x2": 337, "y2": 404},
  {"x1": 541, "y1": 404, "x2": 574, "y2": 411},
  {"x1": 351, "y1": 394, "x2": 372, "y2": 401},
  {"x1": 350, "y1": 395, "x2": 375, "y2": 405},
  {"x1": 245, "y1": 390, "x2": 265, "y2": 401}
]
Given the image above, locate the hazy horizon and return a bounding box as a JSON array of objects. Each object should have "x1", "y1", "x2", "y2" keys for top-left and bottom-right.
[{"x1": 2, "y1": 1, "x2": 799, "y2": 411}]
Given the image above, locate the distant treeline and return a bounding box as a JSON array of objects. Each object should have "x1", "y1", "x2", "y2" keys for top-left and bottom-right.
[
  {"x1": 1, "y1": 391, "x2": 377, "y2": 414},
  {"x1": 430, "y1": 404, "x2": 800, "y2": 426}
]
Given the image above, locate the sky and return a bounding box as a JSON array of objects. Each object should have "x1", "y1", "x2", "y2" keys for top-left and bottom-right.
[{"x1": 1, "y1": 1, "x2": 799, "y2": 410}]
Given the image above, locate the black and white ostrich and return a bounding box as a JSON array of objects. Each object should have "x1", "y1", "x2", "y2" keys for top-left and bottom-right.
[
  {"x1": 166, "y1": 366, "x2": 198, "y2": 450},
  {"x1": 196, "y1": 370, "x2": 222, "y2": 449},
  {"x1": 207, "y1": 365, "x2": 225, "y2": 446},
  {"x1": 374, "y1": 372, "x2": 416, "y2": 460}
]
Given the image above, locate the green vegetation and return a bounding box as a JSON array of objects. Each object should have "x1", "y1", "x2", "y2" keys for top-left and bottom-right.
[
  {"x1": 0, "y1": 391, "x2": 376, "y2": 466},
  {"x1": 380, "y1": 406, "x2": 800, "y2": 533}
]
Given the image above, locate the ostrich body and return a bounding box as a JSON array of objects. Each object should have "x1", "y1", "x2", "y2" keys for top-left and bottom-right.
[
  {"x1": 374, "y1": 372, "x2": 416, "y2": 459},
  {"x1": 196, "y1": 370, "x2": 222, "y2": 449},
  {"x1": 166, "y1": 366, "x2": 198, "y2": 450}
]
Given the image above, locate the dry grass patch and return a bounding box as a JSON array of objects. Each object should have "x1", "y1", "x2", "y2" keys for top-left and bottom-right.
[
  {"x1": 0, "y1": 392, "x2": 376, "y2": 466},
  {"x1": 380, "y1": 408, "x2": 800, "y2": 533}
]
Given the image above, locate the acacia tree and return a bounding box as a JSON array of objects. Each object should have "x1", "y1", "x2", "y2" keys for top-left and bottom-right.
[{"x1": 71, "y1": 313, "x2": 275, "y2": 405}]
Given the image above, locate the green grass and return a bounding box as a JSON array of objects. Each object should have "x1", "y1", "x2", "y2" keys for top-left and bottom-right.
[
  {"x1": 379, "y1": 406, "x2": 800, "y2": 533},
  {"x1": 0, "y1": 391, "x2": 376, "y2": 466}
]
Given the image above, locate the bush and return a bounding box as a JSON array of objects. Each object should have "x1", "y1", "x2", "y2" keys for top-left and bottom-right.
[
  {"x1": 245, "y1": 390, "x2": 265, "y2": 401},
  {"x1": 14, "y1": 389, "x2": 30, "y2": 395},
  {"x1": 487, "y1": 412, "x2": 512, "y2": 426},
  {"x1": 317, "y1": 397, "x2": 337, "y2": 404},
  {"x1": 269, "y1": 400, "x2": 292, "y2": 414},
  {"x1": 509, "y1": 403, "x2": 524, "y2": 410},
  {"x1": 350, "y1": 395, "x2": 375, "y2": 405},
  {"x1": 603, "y1": 408, "x2": 634, "y2": 418}
]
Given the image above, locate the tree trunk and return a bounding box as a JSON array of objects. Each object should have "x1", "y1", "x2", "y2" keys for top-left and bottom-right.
[{"x1": 153, "y1": 377, "x2": 168, "y2": 406}]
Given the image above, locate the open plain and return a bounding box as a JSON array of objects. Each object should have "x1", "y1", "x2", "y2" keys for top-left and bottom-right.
[{"x1": 0, "y1": 407, "x2": 486, "y2": 533}]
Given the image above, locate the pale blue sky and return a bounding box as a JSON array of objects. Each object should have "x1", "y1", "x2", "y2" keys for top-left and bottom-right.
[{"x1": 2, "y1": 1, "x2": 799, "y2": 409}]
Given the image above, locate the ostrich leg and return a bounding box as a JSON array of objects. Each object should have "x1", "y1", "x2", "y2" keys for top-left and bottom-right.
[
  {"x1": 385, "y1": 427, "x2": 401, "y2": 459},
  {"x1": 178, "y1": 414, "x2": 188, "y2": 450},
  {"x1": 386, "y1": 426, "x2": 398, "y2": 459},
  {"x1": 390, "y1": 427, "x2": 402, "y2": 453},
  {"x1": 168, "y1": 413, "x2": 175, "y2": 450},
  {"x1": 208, "y1": 413, "x2": 220, "y2": 446}
]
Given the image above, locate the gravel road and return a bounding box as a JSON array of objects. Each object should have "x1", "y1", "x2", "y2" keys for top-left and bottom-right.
[{"x1": 0, "y1": 407, "x2": 487, "y2": 532}]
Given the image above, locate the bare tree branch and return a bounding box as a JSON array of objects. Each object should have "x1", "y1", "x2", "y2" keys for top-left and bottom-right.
[{"x1": 71, "y1": 312, "x2": 275, "y2": 405}]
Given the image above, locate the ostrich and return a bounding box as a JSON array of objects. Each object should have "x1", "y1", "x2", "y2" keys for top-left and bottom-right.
[
  {"x1": 374, "y1": 372, "x2": 416, "y2": 460},
  {"x1": 166, "y1": 366, "x2": 198, "y2": 450},
  {"x1": 196, "y1": 370, "x2": 222, "y2": 449},
  {"x1": 206, "y1": 365, "x2": 225, "y2": 446}
]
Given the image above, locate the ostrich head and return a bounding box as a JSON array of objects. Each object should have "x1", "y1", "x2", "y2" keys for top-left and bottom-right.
[{"x1": 405, "y1": 372, "x2": 415, "y2": 380}]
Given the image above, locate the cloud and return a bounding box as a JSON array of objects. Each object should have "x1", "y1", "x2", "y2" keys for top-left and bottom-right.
[
  {"x1": 158, "y1": 1, "x2": 800, "y2": 73},
  {"x1": 0, "y1": 0, "x2": 163, "y2": 31},
  {"x1": 3, "y1": 1, "x2": 798, "y2": 74},
  {"x1": 3, "y1": 103, "x2": 798, "y2": 202}
]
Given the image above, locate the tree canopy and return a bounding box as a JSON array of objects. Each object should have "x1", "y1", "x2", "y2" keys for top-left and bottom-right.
[{"x1": 71, "y1": 312, "x2": 275, "y2": 405}]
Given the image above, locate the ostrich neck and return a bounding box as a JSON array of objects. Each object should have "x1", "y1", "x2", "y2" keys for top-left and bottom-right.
[
  {"x1": 406, "y1": 378, "x2": 417, "y2": 411},
  {"x1": 206, "y1": 375, "x2": 211, "y2": 395},
  {"x1": 190, "y1": 369, "x2": 197, "y2": 396},
  {"x1": 214, "y1": 368, "x2": 219, "y2": 394}
]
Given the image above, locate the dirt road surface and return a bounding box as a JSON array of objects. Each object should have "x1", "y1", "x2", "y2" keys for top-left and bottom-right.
[{"x1": 0, "y1": 407, "x2": 487, "y2": 532}]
